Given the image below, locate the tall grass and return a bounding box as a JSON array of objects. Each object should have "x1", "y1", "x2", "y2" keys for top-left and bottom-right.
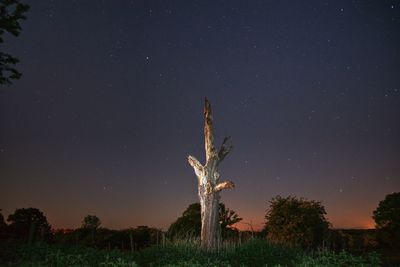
[
  {"x1": 136, "y1": 238, "x2": 381, "y2": 267},
  {"x1": 297, "y1": 250, "x2": 382, "y2": 267},
  {"x1": 0, "y1": 242, "x2": 138, "y2": 267},
  {"x1": 0, "y1": 239, "x2": 382, "y2": 266}
]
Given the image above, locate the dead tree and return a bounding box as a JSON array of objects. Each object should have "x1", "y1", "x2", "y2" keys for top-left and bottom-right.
[{"x1": 188, "y1": 97, "x2": 235, "y2": 249}]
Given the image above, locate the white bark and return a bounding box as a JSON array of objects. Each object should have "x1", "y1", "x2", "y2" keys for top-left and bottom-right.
[{"x1": 188, "y1": 97, "x2": 235, "y2": 249}]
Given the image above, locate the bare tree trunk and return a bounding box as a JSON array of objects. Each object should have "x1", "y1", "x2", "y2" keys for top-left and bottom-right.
[{"x1": 188, "y1": 98, "x2": 235, "y2": 250}]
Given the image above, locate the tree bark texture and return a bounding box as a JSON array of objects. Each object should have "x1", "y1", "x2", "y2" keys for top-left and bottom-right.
[{"x1": 188, "y1": 98, "x2": 234, "y2": 249}]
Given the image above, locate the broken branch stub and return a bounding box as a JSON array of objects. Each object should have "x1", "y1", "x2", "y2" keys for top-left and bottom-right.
[
  {"x1": 218, "y1": 136, "x2": 233, "y2": 162},
  {"x1": 215, "y1": 181, "x2": 235, "y2": 192}
]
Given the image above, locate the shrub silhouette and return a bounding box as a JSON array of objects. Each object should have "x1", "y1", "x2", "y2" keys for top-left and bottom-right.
[
  {"x1": 7, "y1": 207, "x2": 51, "y2": 243},
  {"x1": 265, "y1": 195, "x2": 329, "y2": 248},
  {"x1": 373, "y1": 192, "x2": 400, "y2": 248}
]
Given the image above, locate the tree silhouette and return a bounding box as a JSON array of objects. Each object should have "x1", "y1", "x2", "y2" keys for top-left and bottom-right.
[
  {"x1": 219, "y1": 203, "x2": 242, "y2": 229},
  {"x1": 7, "y1": 207, "x2": 51, "y2": 243},
  {"x1": 265, "y1": 195, "x2": 329, "y2": 248},
  {"x1": 168, "y1": 203, "x2": 201, "y2": 239},
  {"x1": 168, "y1": 202, "x2": 241, "y2": 240},
  {"x1": 0, "y1": 209, "x2": 6, "y2": 228},
  {"x1": 219, "y1": 203, "x2": 242, "y2": 238},
  {"x1": 373, "y1": 192, "x2": 400, "y2": 247},
  {"x1": 0, "y1": 0, "x2": 30, "y2": 86},
  {"x1": 82, "y1": 215, "x2": 101, "y2": 230},
  {"x1": 80, "y1": 215, "x2": 101, "y2": 246},
  {"x1": 0, "y1": 209, "x2": 7, "y2": 239},
  {"x1": 130, "y1": 226, "x2": 152, "y2": 250}
]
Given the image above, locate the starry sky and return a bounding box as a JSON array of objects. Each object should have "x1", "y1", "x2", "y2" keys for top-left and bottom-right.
[{"x1": 1, "y1": 0, "x2": 399, "y2": 231}]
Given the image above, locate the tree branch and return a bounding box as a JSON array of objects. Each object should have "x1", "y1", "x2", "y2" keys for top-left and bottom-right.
[
  {"x1": 218, "y1": 136, "x2": 233, "y2": 162},
  {"x1": 204, "y1": 97, "x2": 215, "y2": 162},
  {"x1": 214, "y1": 181, "x2": 235, "y2": 192},
  {"x1": 188, "y1": 155, "x2": 204, "y2": 182}
]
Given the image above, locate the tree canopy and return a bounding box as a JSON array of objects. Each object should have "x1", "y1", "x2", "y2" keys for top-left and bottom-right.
[
  {"x1": 219, "y1": 203, "x2": 242, "y2": 235},
  {"x1": 168, "y1": 203, "x2": 201, "y2": 239},
  {"x1": 0, "y1": 0, "x2": 29, "y2": 85},
  {"x1": 0, "y1": 209, "x2": 7, "y2": 235},
  {"x1": 373, "y1": 192, "x2": 400, "y2": 246},
  {"x1": 168, "y1": 202, "x2": 242, "y2": 240},
  {"x1": 0, "y1": 209, "x2": 5, "y2": 226},
  {"x1": 265, "y1": 195, "x2": 329, "y2": 248},
  {"x1": 7, "y1": 207, "x2": 51, "y2": 242},
  {"x1": 82, "y1": 215, "x2": 101, "y2": 230}
]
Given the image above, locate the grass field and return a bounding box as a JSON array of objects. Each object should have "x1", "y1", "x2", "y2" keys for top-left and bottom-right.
[{"x1": 0, "y1": 239, "x2": 383, "y2": 267}]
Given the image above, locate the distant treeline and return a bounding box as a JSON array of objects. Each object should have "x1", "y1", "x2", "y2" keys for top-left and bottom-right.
[{"x1": 1, "y1": 192, "x2": 399, "y2": 254}]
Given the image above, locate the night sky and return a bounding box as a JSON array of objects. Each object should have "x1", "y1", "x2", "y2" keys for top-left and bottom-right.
[{"x1": 1, "y1": 0, "x2": 399, "y2": 231}]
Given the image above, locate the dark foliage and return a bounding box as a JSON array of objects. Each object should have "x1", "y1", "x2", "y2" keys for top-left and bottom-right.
[
  {"x1": 0, "y1": 0, "x2": 29, "y2": 85},
  {"x1": 7, "y1": 207, "x2": 51, "y2": 243},
  {"x1": 265, "y1": 195, "x2": 330, "y2": 248},
  {"x1": 0, "y1": 210, "x2": 7, "y2": 240},
  {"x1": 0, "y1": 238, "x2": 386, "y2": 267},
  {"x1": 53, "y1": 225, "x2": 162, "y2": 251},
  {"x1": 167, "y1": 202, "x2": 242, "y2": 240},
  {"x1": 219, "y1": 203, "x2": 242, "y2": 238},
  {"x1": 168, "y1": 203, "x2": 202, "y2": 239},
  {"x1": 328, "y1": 229, "x2": 378, "y2": 253},
  {"x1": 137, "y1": 239, "x2": 299, "y2": 267},
  {"x1": 78, "y1": 215, "x2": 101, "y2": 246},
  {"x1": 373, "y1": 192, "x2": 400, "y2": 248},
  {"x1": 82, "y1": 215, "x2": 101, "y2": 230},
  {"x1": 0, "y1": 242, "x2": 138, "y2": 266},
  {"x1": 0, "y1": 210, "x2": 6, "y2": 228}
]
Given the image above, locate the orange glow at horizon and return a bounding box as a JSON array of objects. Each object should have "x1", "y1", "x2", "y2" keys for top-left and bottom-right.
[{"x1": 232, "y1": 215, "x2": 376, "y2": 232}]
